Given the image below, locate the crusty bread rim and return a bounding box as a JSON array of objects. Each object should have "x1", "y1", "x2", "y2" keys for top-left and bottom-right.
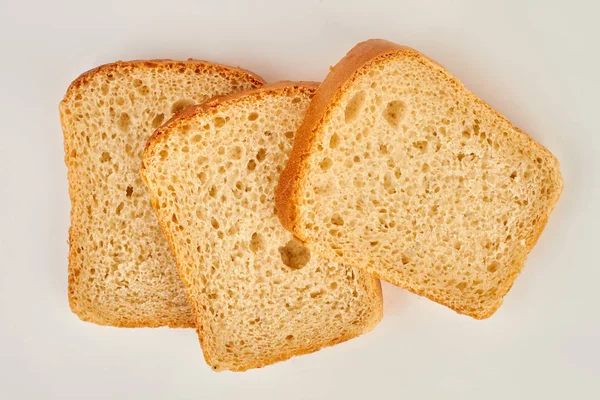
[
  {"x1": 60, "y1": 60, "x2": 265, "y2": 327},
  {"x1": 142, "y1": 82, "x2": 382, "y2": 369},
  {"x1": 61, "y1": 59, "x2": 265, "y2": 104},
  {"x1": 275, "y1": 39, "x2": 563, "y2": 319}
]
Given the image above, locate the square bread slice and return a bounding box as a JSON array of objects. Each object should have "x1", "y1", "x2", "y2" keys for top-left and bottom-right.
[
  {"x1": 276, "y1": 40, "x2": 563, "y2": 319},
  {"x1": 141, "y1": 82, "x2": 383, "y2": 371},
  {"x1": 60, "y1": 60, "x2": 264, "y2": 327}
]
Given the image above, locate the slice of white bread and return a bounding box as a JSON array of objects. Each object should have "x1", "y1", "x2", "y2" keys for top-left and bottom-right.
[
  {"x1": 141, "y1": 82, "x2": 383, "y2": 371},
  {"x1": 276, "y1": 40, "x2": 563, "y2": 319},
  {"x1": 60, "y1": 60, "x2": 264, "y2": 327}
]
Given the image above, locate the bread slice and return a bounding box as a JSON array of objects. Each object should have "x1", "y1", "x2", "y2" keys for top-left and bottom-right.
[
  {"x1": 276, "y1": 40, "x2": 563, "y2": 319},
  {"x1": 141, "y1": 82, "x2": 383, "y2": 371},
  {"x1": 60, "y1": 60, "x2": 264, "y2": 327}
]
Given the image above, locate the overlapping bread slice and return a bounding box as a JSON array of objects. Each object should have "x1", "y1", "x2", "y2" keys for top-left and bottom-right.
[
  {"x1": 141, "y1": 82, "x2": 382, "y2": 371},
  {"x1": 60, "y1": 60, "x2": 264, "y2": 327},
  {"x1": 276, "y1": 40, "x2": 563, "y2": 319}
]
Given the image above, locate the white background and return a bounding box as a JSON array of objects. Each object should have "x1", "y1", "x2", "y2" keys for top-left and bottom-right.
[{"x1": 1, "y1": 0, "x2": 598, "y2": 398}]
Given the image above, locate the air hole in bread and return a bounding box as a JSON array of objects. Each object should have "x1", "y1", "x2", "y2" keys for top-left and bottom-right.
[
  {"x1": 344, "y1": 91, "x2": 366, "y2": 123},
  {"x1": 250, "y1": 232, "x2": 264, "y2": 253},
  {"x1": 329, "y1": 133, "x2": 340, "y2": 149},
  {"x1": 256, "y1": 148, "x2": 266, "y2": 162},
  {"x1": 383, "y1": 100, "x2": 406, "y2": 129},
  {"x1": 172, "y1": 99, "x2": 195, "y2": 115},
  {"x1": 248, "y1": 112, "x2": 259, "y2": 121},
  {"x1": 487, "y1": 261, "x2": 500, "y2": 273},
  {"x1": 412, "y1": 140, "x2": 428, "y2": 153},
  {"x1": 126, "y1": 186, "x2": 133, "y2": 197},
  {"x1": 229, "y1": 146, "x2": 243, "y2": 160},
  {"x1": 331, "y1": 214, "x2": 344, "y2": 226},
  {"x1": 191, "y1": 134, "x2": 202, "y2": 144},
  {"x1": 100, "y1": 152, "x2": 112, "y2": 163},
  {"x1": 151, "y1": 113, "x2": 165, "y2": 128},
  {"x1": 247, "y1": 159, "x2": 256, "y2": 171},
  {"x1": 278, "y1": 239, "x2": 310, "y2": 270},
  {"x1": 383, "y1": 173, "x2": 396, "y2": 195},
  {"x1": 117, "y1": 112, "x2": 131, "y2": 131},
  {"x1": 319, "y1": 157, "x2": 333, "y2": 170},
  {"x1": 137, "y1": 85, "x2": 150, "y2": 95},
  {"x1": 116, "y1": 202, "x2": 124, "y2": 215},
  {"x1": 213, "y1": 116, "x2": 226, "y2": 128}
]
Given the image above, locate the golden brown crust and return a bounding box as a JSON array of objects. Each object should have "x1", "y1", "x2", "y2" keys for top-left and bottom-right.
[
  {"x1": 141, "y1": 81, "x2": 383, "y2": 370},
  {"x1": 61, "y1": 60, "x2": 265, "y2": 328},
  {"x1": 62, "y1": 59, "x2": 265, "y2": 104},
  {"x1": 275, "y1": 39, "x2": 563, "y2": 319}
]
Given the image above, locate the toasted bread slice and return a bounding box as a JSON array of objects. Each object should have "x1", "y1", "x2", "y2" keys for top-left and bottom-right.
[
  {"x1": 276, "y1": 40, "x2": 563, "y2": 319},
  {"x1": 141, "y1": 82, "x2": 383, "y2": 370},
  {"x1": 60, "y1": 60, "x2": 264, "y2": 327}
]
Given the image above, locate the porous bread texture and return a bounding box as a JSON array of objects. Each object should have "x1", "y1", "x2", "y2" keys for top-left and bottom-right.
[
  {"x1": 60, "y1": 60, "x2": 264, "y2": 327},
  {"x1": 141, "y1": 82, "x2": 383, "y2": 371},
  {"x1": 276, "y1": 40, "x2": 563, "y2": 319}
]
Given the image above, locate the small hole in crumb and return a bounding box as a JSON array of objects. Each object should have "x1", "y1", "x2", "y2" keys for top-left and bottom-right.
[
  {"x1": 171, "y1": 99, "x2": 194, "y2": 115},
  {"x1": 279, "y1": 239, "x2": 310, "y2": 269},
  {"x1": 487, "y1": 261, "x2": 500, "y2": 273},
  {"x1": 151, "y1": 113, "x2": 165, "y2": 128},
  {"x1": 344, "y1": 91, "x2": 366, "y2": 123},
  {"x1": 213, "y1": 116, "x2": 226, "y2": 128},
  {"x1": 319, "y1": 157, "x2": 333, "y2": 170},
  {"x1": 331, "y1": 214, "x2": 344, "y2": 226},
  {"x1": 383, "y1": 100, "x2": 406, "y2": 129},
  {"x1": 256, "y1": 148, "x2": 266, "y2": 162}
]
